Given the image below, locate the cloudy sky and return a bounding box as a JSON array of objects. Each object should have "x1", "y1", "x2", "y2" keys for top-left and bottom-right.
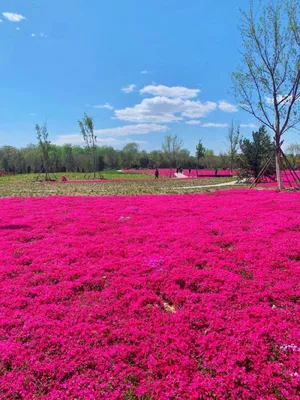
[{"x1": 0, "y1": 0, "x2": 298, "y2": 153}]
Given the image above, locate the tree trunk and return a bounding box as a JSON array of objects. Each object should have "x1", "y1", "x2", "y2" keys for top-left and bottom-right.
[
  {"x1": 45, "y1": 162, "x2": 49, "y2": 181},
  {"x1": 275, "y1": 142, "x2": 283, "y2": 190}
]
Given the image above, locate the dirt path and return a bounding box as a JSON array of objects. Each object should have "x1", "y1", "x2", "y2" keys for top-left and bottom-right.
[
  {"x1": 174, "y1": 172, "x2": 188, "y2": 179},
  {"x1": 174, "y1": 180, "x2": 238, "y2": 189}
]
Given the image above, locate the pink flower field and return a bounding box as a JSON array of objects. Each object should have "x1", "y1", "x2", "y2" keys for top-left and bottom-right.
[{"x1": 0, "y1": 190, "x2": 299, "y2": 399}]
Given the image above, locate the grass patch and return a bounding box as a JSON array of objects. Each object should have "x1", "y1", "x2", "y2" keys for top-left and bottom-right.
[
  {"x1": 0, "y1": 177, "x2": 237, "y2": 197},
  {"x1": 0, "y1": 171, "x2": 150, "y2": 183}
]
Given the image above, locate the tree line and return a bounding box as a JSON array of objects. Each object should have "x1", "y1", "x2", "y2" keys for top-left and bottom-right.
[{"x1": 0, "y1": 121, "x2": 299, "y2": 176}]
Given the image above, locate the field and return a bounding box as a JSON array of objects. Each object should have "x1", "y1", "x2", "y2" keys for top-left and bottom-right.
[
  {"x1": 0, "y1": 173, "x2": 236, "y2": 198},
  {"x1": 0, "y1": 190, "x2": 299, "y2": 399},
  {"x1": 0, "y1": 171, "x2": 149, "y2": 183}
]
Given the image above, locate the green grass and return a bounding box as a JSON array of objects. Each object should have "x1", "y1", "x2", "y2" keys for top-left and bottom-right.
[
  {"x1": 0, "y1": 176, "x2": 239, "y2": 197},
  {"x1": 0, "y1": 170, "x2": 150, "y2": 183}
]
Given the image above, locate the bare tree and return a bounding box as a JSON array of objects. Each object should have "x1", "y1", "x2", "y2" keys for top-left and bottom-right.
[
  {"x1": 36, "y1": 123, "x2": 52, "y2": 181},
  {"x1": 232, "y1": 0, "x2": 300, "y2": 189},
  {"x1": 162, "y1": 135, "x2": 183, "y2": 176},
  {"x1": 226, "y1": 121, "x2": 241, "y2": 173},
  {"x1": 78, "y1": 113, "x2": 97, "y2": 177}
]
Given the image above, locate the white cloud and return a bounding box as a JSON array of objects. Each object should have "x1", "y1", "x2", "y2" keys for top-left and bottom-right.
[
  {"x1": 240, "y1": 123, "x2": 258, "y2": 129},
  {"x1": 53, "y1": 123, "x2": 166, "y2": 146},
  {"x1": 40, "y1": 32, "x2": 47, "y2": 38},
  {"x1": 115, "y1": 96, "x2": 217, "y2": 123},
  {"x1": 141, "y1": 70, "x2": 149, "y2": 75},
  {"x1": 94, "y1": 123, "x2": 168, "y2": 137},
  {"x1": 30, "y1": 113, "x2": 36, "y2": 117},
  {"x1": 218, "y1": 101, "x2": 238, "y2": 113},
  {"x1": 0, "y1": 19, "x2": 2, "y2": 23},
  {"x1": 16, "y1": 27, "x2": 20, "y2": 31},
  {"x1": 186, "y1": 120, "x2": 201, "y2": 125},
  {"x1": 31, "y1": 33, "x2": 35, "y2": 37},
  {"x1": 89, "y1": 103, "x2": 115, "y2": 110},
  {"x1": 121, "y1": 84, "x2": 136, "y2": 94},
  {"x1": 140, "y1": 85, "x2": 200, "y2": 99},
  {"x1": 2, "y1": 12, "x2": 26, "y2": 23},
  {"x1": 201, "y1": 123, "x2": 229, "y2": 128},
  {"x1": 265, "y1": 95, "x2": 299, "y2": 105},
  {"x1": 53, "y1": 134, "x2": 146, "y2": 147},
  {"x1": 185, "y1": 121, "x2": 229, "y2": 128},
  {"x1": 265, "y1": 96, "x2": 273, "y2": 104}
]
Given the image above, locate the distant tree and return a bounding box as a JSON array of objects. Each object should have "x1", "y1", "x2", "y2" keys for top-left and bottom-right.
[
  {"x1": 177, "y1": 148, "x2": 191, "y2": 168},
  {"x1": 22, "y1": 144, "x2": 42, "y2": 174},
  {"x1": 103, "y1": 147, "x2": 120, "y2": 169},
  {"x1": 36, "y1": 123, "x2": 51, "y2": 181},
  {"x1": 138, "y1": 150, "x2": 150, "y2": 168},
  {"x1": 240, "y1": 126, "x2": 275, "y2": 177},
  {"x1": 98, "y1": 155, "x2": 105, "y2": 171},
  {"x1": 78, "y1": 113, "x2": 97, "y2": 177},
  {"x1": 162, "y1": 135, "x2": 184, "y2": 174},
  {"x1": 122, "y1": 143, "x2": 139, "y2": 168},
  {"x1": 286, "y1": 143, "x2": 300, "y2": 167},
  {"x1": 204, "y1": 149, "x2": 215, "y2": 169},
  {"x1": 148, "y1": 150, "x2": 164, "y2": 168},
  {"x1": 226, "y1": 121, "x2": 241, "y2": 173},
  {"x1": 63, "y1": 144, "x2": 75, "y2": 172},
  {"x1": 219, "y1": 152, "x2": 230, "y2": 169},
  {"x1": 195, "y1": 139, "x2": 206, "y2": 175},
  {"x1": 232, "y1": 0, "x2": 300, "y2": 189}
]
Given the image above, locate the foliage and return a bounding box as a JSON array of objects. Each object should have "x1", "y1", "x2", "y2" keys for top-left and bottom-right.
[
  {"x1": 162, "y1": 135, "x2": 184, "y2": 168},
  {"x1": 35, "y1": 123, "x2": 52, "y2": 180},
  {"x1": 286, "y1": 143, "x2": 300, "y2": 167},
  {"x1": 239, "y1": 126, "x2": 275, "y2": 177},
  {"x1": 78, "y1": 113, "x2": 97, "y2": 176},
  {"x1": 0, "y1": 144, "x2": 228, "y2": 175},
  {"x1": 196, "y1": 140, "x2": 206, "y2": 164},
  {"x1": 0, "y1": 190, "x2": 299, "y2": 398},
  {"x1": 226, "y1": 121, "x2": 241, "y2": 172},
  {"x1": 122, "y1": 143, "x2": 140, "y2": 168},
  {"x1": 232, "y1": 0, "x2": 300, "y2": 188}
]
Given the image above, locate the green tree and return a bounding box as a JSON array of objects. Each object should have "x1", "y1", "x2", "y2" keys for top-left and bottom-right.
[
  {"x1": 226, "y1": 121, "x2": 240, "y2": 173},
  {"x1": 63, "y1": 144, "x2": 75, "y2": 172},
  {"x1": 122, "y1": 143, "x2": 139, "y2": 168},
  {"x1": 162, "y1": 135, "x2": 184, "y2": 174},
  {"x1": 286, "y1": 143, "x2": 300, "y2": 167},
  {"x1": 36, "y1": 123, "x2": 51, "y2": 180},
  {"x1": 232, "y1": 0, "x2": 300, "y2": 190},
  {"x1": 78, "y1": 113, "x2": 97, "y2": 177},
  {"x1": 240, "y1": 126, "x2": 275, "y2": 177},
  {"x1": 195, "y1": 139, "x2": 206, "y2": 175},
  {"x1": 204, "y1": 149, "x2": 215, "y2": 169}
]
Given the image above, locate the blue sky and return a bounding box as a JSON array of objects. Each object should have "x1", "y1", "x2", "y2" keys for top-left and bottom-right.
[{"x1": 0, "y1": 0, "x2": 298, "y2": 154}]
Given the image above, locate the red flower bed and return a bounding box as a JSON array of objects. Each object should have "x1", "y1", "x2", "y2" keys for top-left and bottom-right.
[{"x1": 0, "y1": 190, "x2": 299, "y2": 399}]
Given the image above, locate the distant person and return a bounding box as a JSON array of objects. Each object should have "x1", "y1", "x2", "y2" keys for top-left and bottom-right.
[
  {"x1": 176, "y1": 167, "x2": 179, "y2": 174},
  {"x1": 155, "y1": 168, "x2": 159, "y2": 179},
  {"x1": 215, "y1": 168, "x2": 218, "y2": 176},
  {"x1": 188, "y1": 167, "x2": 191, "y2": 173}
]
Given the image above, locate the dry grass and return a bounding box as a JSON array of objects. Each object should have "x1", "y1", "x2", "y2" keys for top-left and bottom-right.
[{"x1": 0, "y1": 177, "x2": 239, "y2": 197}]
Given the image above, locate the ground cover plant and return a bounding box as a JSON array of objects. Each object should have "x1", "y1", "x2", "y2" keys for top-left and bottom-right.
[{"x1": 0, "y1": 190, "x2": 299, "y2": 399}]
